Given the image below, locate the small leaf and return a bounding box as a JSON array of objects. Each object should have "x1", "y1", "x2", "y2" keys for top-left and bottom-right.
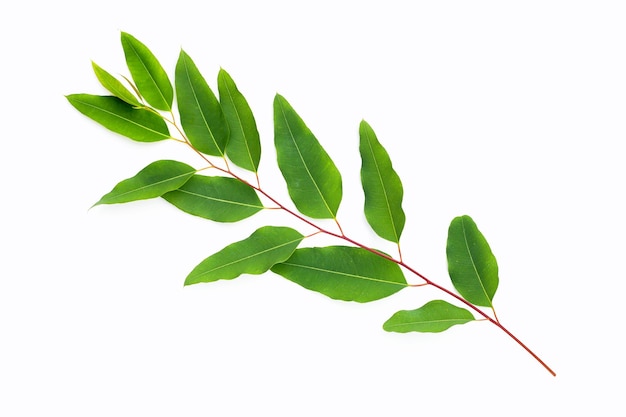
[
  {"x1": 95, "y1": 160, "x2": 196, "y2": 205},
  {"x1": 162, "y1": 175, "x2": 263, "y2": 222},
  {"x1": 271, "y1": 246, "x2": 407, "y2": 302},
  {"x1": 185, "y1": 226, "x2": 304, "y2": 285},
  {"x1": 359, "y1": 120, "x2": 405, "y2": 243},
  {"x1": 92, "y1": 61, "x2": 141, "y2": 107},
  {"x1": 218, "y1": 69, "x2": 261, "y2": 172},
  {"x1": 446, "y1": 215, "x2": 499, "y2": 307},
  {"x1": 66, "y1": 94, "x2": 170, "y2": 142},
  {"x1": 121, "y1": 32, "x2": 173, "y2": 111},
  {"x1": 383, "y1": 300, "x2": 475, "y2": 333},
  {"x1": 176, "y1": 50, "x2": 229, "y2": 156},
  {"x1": 274, "y1": 94, "x2": 342, "y2": 219}
]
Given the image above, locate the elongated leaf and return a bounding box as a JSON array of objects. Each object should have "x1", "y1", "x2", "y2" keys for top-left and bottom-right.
[
  {"x1": 271, "y1": 246, "x2": 406, "y2": 302},
  {"x1": 273, "y1": 94, "x2": 342, "y2": 219},
  {"x1": 95, "y1": 160, "x2": 195, "y2": 205},
  {"x1": 121, "y1": 32, "x2": 173, "y2": 111},
  {"x1": 185, "y1": 226, "x2": 304, "y2": 285},
  {"x1": 218, "y1": 69, "x2": 261, "y2": 172},
  {"x1": 176, "y1": 50, "x2": 229, "y2": 156},
  {"x1": 162, "y1": 175, "x2": 263, "y2": 222},
  {"x1": 92, "y1": 62, "x2": 141, "y2": 107},
  {"x1": 66, "y1": 94, "x2": 170, "y2": 142},
  {"x1": 383, "y1": 300, "x2": 475, "y2": 333},
  {"x1": 359, "y1": 120, "x2": 405, "y2": 243},
  {"x1": 446, "y1": 215, "x2": 499, "y2": 307}
]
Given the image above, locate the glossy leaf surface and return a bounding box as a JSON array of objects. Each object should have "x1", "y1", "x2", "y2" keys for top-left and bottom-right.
[
  {"x1": 66, "y1": 94, "x2": 170, "y2": 142},
  {"x1": 95, "y1": 160, "x2": 195, "y2": 205},
  {"x1": 359, "y1": 120, "x2": 405, "y2": 243},
  {"x1": 92, "y1": 62, "x2": 141, "y2": 107},
  {"x1": 383, "y1": 300, "x2": 475, "y2": 333},
  {"x1": 447, "y1": 215, "x2": 499, "y2": 307},
  {"x1": 218, "y1": 69, "x2": 261, "y2": 172},
  {"x1": 271, "y1": 246, "x2": 406, "y2": 302},
  {"x1": 162, "y1": 175, "x2": 263, "y2": 222},
  {"x1": 121, "y1": 32, "x2": 173, "y2": 111},
  {"x1": 185, "y1": 226, "x2": 304, "y2": 285},
  {"x1": 273, "y1": 94, "x2": 342, "y2": 219},
  {"x1": 176, "y1": 50, "x2": 229, "y2": 156}
]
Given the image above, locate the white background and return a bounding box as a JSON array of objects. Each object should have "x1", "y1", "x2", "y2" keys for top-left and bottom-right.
[{"x1": 2, "y1": 1, "x2": 625, "y2": 415}]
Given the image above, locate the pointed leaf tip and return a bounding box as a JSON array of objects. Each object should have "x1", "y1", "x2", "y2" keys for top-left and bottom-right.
[{"x1": 383, "y1": 300, "x2": 475, "y2": 333}]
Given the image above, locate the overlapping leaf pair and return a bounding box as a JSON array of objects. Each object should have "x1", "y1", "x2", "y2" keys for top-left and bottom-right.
[{"x1": 67, "y1": 32, "x2": 500, "y2": 336}]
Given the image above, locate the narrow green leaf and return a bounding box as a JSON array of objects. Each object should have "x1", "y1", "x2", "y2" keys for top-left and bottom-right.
[
  {"x1": 162, "y1": 175, "x2": 263, "y2": 222},
  {"x1": 446, "y1": 215, "x2": 499, "y2": 307},
  {"x1": 218, "y1": 69, "x2": 261, "y2": 172},
  {"x1": 359, "y1": 120, "x2": 405, "y2": 243},
  {"x1": 273, "y1": 94, "x2": 342, "y2": 219},
  {"x1": 383, "y1": 300, "x2": 475, "y2": 333},
  {"x1": 176, "y1": 50, "x2": 229, "y2": 156},
  {"x1": 185, "y1": 226, "x2": 304, "y2": 285},
  {"x1": 121, "y1": 32, "x2": 173, "y2": 111},
  {"x1": 92, "y1": 61, "x2": 141, "y2": 107},
  {"x1": 271, "y1": 246, "x2": 407, "y2": 303},
  {"x1": 66, "y1": 94, "x2": 170, "y2": 142},
  {"x1": 95, "y1": 160, "x2": 196, "y2": 206}
]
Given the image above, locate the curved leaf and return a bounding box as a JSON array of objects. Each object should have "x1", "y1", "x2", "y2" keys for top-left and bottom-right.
[
  {"x1": 92, "y1": 61, "x2": 141, "y2": 107},
  {"x1": 121, "y1": 32, "x2": 173, "y2": 111},
  {"x1": 271, "y1": 246, "x2": 406, "y2": 302},
  {"x1": 273, "y1": 94, "x2": 342, "y2": 219},
  {"x1": 176, "y1": 50, "x2": 229, "y2": 156},
  {"x1": 359, "y1": 120, "x2": 405, "y2": 243},
  {"x1": 162, "y1": 175, "x2": 263, "y2": 222},
  {"x1": 446, "y1": 215, "x2": 499, "y2": 307},
  {"x1": 95, "y1": 160, "x2": 196, "y2": 205},
  {"x1": 218, "y1": 68, "x2": 261, "y2": 172},
  {"x1": 66, "y1": 94, "x2": 170, "y2": 142},
  {"x1": 383, "y1": 300, "x2": 475, "y2": 333},
  {"x1": 185, "y1": 226, "x2": 304, "y2": 285}
]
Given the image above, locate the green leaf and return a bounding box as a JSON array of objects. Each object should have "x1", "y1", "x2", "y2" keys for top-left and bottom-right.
[
  {"x1": 121, "y1": 32, "x2": 173, "y2": 111},
  {"x1": 66, "y1": 94, "x2": 170, "y2": 142},
  {"x1": 273, "y1": 94, "x2": 342, "y2": 219},
  {"x1": 176, "y1": 50, "x2": 229, "y2": 156},
  {"x1": 359, "y1": 120, "x2": 405, "y2": 243},
  {"x1": 162, "y1": 174, "x2": 263, "y2": 222},
  {"x1": 92, "y1": 61, "x2": 141, "y2": 107},
  {"x1": 271, "y1": 246, "x2": 407, "y2": 302},
  {"x1": 95, "y1": 160, "x2": 196, "y2": 206},
  {"x1": 446, "y1": 215, "x2": 499, "y2": 307},
  {"x1": 383, "y1": 300, "x2": 475, "y2": 333},
  {"x1": 218, "y1": 69, "x2": 261, "y2": 172},
  {"x1": 185, "y1": 226, "x2": 304, "y2": 285}
]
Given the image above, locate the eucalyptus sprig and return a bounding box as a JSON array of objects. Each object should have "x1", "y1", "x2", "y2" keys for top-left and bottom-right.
[{"x1": 67, "y1": 32, "x2": 555, "y2": 376}]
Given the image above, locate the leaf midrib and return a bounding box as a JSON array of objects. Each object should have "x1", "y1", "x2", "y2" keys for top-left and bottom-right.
[{"x1": 279, "y1": 261, "x2": 407, "y2": 287}]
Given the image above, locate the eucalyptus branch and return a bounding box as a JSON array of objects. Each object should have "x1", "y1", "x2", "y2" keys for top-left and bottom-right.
[{"x1": 67, "y1": 31, "x2": 555, "y2": 377}]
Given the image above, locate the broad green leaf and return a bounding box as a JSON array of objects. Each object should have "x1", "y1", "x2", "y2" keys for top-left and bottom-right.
[
  {"x1": 446, "y1": 215, "x2": 499, "y2": 307},
  {"x1": 359, "y1": 120, "x2": 405, "y2": 243},
  {"x1": 66, "y1": 94, "x2": 170, "y2": 142},
  {"x1": 383, "y1": 300, "x2": 475, "y2": 333},
  {"x1": 273, "y1": 94, "x2": 342, "y2": 219},
  {"x1": 218, "y1": 69, "x2": 261, "y2": 172},
  {"x1": 95, "y1": 160, "x2": 195, "y2": 205},
  {"x1": 176, "y1": 50, "x2": 229, "y2": 156},
  {"x1": 162, "y1": 174, "x2": 263, "y2": 222},
  {"x1": 121, "y1": 32, "x2": 173, "y2": 111},
  {"x1": 271, "y1": 246, "x2": 407, "y2": 302},
  {"x1": 185, "y1": 226, "x2": 304, "y2": 285},
  {"x1": 92, "y1": 62, "x2": 141, "y2": 107}
]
